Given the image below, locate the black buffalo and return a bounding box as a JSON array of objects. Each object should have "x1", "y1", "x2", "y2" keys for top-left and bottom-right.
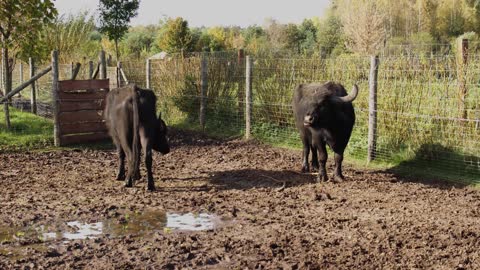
[
  {"x1": 292, "y1": 81, "x2": 358, "y2": 183},
  {"x1": 104, "y1": 84, "x2": 170, "y2": 191}
]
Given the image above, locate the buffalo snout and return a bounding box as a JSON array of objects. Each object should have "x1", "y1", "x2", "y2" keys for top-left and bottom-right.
[{"x1": 304, "y1": 115, "x2": 314, "y2": 126}]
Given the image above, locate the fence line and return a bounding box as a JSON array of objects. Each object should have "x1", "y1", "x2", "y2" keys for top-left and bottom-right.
[
  {"x1": 2, "y1": 49, "x2": 479, "y2": 183},
  {"x1": 120, "y1": 51, "x2": 480, "y2": 183}
]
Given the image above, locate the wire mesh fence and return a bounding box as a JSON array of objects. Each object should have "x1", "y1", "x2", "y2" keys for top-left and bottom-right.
[
  {"x1": 120, "y1": 52, "x2": 479, "y2": 183},
  {"x1": 1, "y1": 50, "x2": 479, "y2": 183},
  {"x1": 0, "y1": 59, "x2": 110, "y2": 150}
]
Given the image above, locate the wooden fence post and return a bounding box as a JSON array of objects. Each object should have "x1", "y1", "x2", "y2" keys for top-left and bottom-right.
[
  {"x1": 29, "y1": 58, "x2": 36, "y2": 114},
  {"x1": 88, "y1": 61, "x2": 94, "y2": 79},
  {"x1": 116, "y1": 61, "x2": 121, "y2": 88},
  {"x1": 3, "y1": 47, "x2": 10, "y2": 129},
  {"x1": 245, "y1": 56, "x2": 253, "y2": 140},
  {"x1": 100, "y1": 50, "x2": 107, "y2": 80},
  {"x1": 19, "y1": 62, "x2": 23, "y2": 83},
  {"x1": 237, "y1": 49, "x2": 245, "y2": 120},
  {"x1": 199, "y1": 54, "x2": 208, "y2": 130},
  {"x1": 367, "y1": 55, "x2": 379, "y2": 163},
  {"x1": 146, "y1": 58, "x2": 151, "y2": 89},
  {"x1": 52, "y1": 50, "x2": 60, "y2": 146},
  {"x1": 457, "y1": 38, "x2": 468, "y2": 120},
  {"x1": 71, "y1": 62, "x2": 81, "y2": 80}
]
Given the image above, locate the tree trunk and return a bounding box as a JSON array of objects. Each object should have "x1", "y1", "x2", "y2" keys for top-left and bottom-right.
[
  {"x1": 115, "y1": 39, "x2": 119, "y2": 63},
  {"x1": 3, "y1": 46, "x2": 10, "y2": 129}
]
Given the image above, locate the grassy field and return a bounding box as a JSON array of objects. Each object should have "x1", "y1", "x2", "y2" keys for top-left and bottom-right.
[{"x1": 0, "y1": 107, "x2": 53, "y2": 151}]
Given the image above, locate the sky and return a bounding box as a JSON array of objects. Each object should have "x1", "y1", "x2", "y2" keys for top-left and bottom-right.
[{"x1": 54, "y1": 0, "x2": 331, "y2": 28}]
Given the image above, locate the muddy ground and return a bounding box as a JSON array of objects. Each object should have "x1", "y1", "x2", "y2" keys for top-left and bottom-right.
[{"x1": 1, "y1": 130, "x2": 479, "y2": 269}]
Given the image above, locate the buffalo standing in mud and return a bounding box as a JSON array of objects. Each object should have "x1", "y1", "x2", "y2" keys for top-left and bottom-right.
[
  {"x1": 292, "y1": 82, "x2": 358, "y2": 183},
  {"x1": 104, "y1": 84, "x2": 170, "y2": 191}
]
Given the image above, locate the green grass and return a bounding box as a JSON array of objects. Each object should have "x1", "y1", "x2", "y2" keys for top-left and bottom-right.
[{"x1": 0, "y1": 107, "x2": 54, "y2": 151}]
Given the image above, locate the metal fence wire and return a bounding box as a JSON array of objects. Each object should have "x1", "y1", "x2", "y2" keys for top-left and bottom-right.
[
  {"x1": 1, "y1": 51, "x2": 479, "y2": 183},
  {"x1": 122, "y1": 53, "x2": 480, "y2": 183}
]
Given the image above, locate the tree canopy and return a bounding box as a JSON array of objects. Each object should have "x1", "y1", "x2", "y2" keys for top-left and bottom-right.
[{"x1": 98, "y1": 0, "x2": 140, "y2": 61}]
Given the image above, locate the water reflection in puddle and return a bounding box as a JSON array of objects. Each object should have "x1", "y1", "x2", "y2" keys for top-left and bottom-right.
[
  {"x1": 167, "y1": 213, "x2": 217, "y2": 231},
  {"x1": 0, "y1": 211, "x2": 220, "y2": 243}
]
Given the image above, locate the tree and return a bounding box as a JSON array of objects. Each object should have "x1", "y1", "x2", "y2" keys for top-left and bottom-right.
[
  {"x1": 284, "y1": 23, "x2": 302, "y2": 53},
  {"x1": 264, "y1": 18, "x2": 287, "y2": 51},
  {"x1": 207, "y1": 27, "x2": 227, "y2": 51},
  {"x1": 42, "y1": 12, "x2": 100, "y2": 63},
  {"x1": 298, "y1": 19, "x2": 318, "y2": 55},
  {"x1": 0, "y1": 0, "x2": 57, "y2": 129},
  {"x1": 157, "y1": 17, "x2": 193, "y2": 54},
  {"x1": 98, "y1": 0, "x2": 140, "y2": 61},
  {"x1": 122, "y1": 25, "x2": 157, "y2": 58},
  {"x1": 317, "y1": 8, "x2": 345, "y2": 56},
  {"x1": 338, "y1": 0, "x2": 387, "y2": 55}
]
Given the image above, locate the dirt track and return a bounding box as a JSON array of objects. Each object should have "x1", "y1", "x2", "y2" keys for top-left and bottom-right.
[{"x1": 1, "y1": 130, "x2": 480, "y2": 269}]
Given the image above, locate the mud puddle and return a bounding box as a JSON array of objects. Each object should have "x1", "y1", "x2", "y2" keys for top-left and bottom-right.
[{"x1": 0, "y1": 210, "x2": 221, "y2": 244}]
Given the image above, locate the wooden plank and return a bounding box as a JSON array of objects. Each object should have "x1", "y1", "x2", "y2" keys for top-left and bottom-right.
[
  {"x1": 60, "y1": 122, "x2": 107, "y2": 135},
  {"x1": 60, "y1": 132, "x2": 110, "y2": 146},
  {"x1": 59, "y1": 99, "x2": 105, "y2": 112},
  {"x1": 58, "y1": 91, "x2": 108, "y2": 100},
  {"x1": 59, "y1": 79, "x2": 109, "y2": 92},
  {"x1": 58, "y1": 110, "x2": 104, "y2": 123}
]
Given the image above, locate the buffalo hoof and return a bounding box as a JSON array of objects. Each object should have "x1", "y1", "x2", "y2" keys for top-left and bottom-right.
[
  {"x1": 125, "y1": 178, "x2": 133, "y2": 188},
  {"x1": 301, "y1": 165, "x2": 310, "y2": 173},
  {"x1": 317, "y1": 173, "x2": 328, "y2": 182},
  {"x1": 311, "y1": 163, "x2": 319, "y2": 172},
  {"x1": 147, "y1": 185, "x2": 156, "y2": 192},
  {"x1": 332, "y1": 175, "x2": 345, "y2": 183},
  {"x1": 116, "y1": 174, "x2": 125, "y2": 181}
]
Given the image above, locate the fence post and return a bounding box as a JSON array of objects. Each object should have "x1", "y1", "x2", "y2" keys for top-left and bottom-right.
[
  {"x1": 146, "y1": 58, "x2": 151, "y2": 89},
  {"x1": 116, "y1": 61, "x2": 121, "y2": 88},
  {"x1": 237, "y1": 49, "x2": 245, "y2": 118},
  {"x1": 457, "y1": 38, "x2": 468, "y2": 120},
  {"x1": 245, "y1": 56, "x2": 253, "y2": 140},
  {"x1": 100, "y1": 50, "x2": 107, "y2": 80},
  {"x1": 367, "y1": 55, "x2": 379, "y2": 163},
  {"x1": 29, "y1": 58, "x2": 36, "y2": 114},
  {"x1": 2, "y1": 47, "x2": 10, "y2": 129},
  {"x1": 51, "y1": 50, "x2": 60, "y2": 147},
  {"x1": 199, "y1": 54, "x2": 208, "y2": 130},
  {"x1": 19, "y1": 62, "x2": 23, "y2": 84},
  {"x1": 88, "y1": 61, "x2": 94, "y2": 79}
]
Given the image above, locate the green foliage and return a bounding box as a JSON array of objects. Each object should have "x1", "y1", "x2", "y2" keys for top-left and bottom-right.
[
  {"x1": 298, "y1": 19, "x2": 318, "y2": 55},
  {"x1": 283, "y1": 24, "x2": 302, "y2": 53},
  {"x1": 42, "y1": 12, "x2": 100, "y2": 63},
  {"x1": 0, "y1": 0, "x2": 57, "y2": 53},
  {"x1": 122, "y1": 26, "x2": 158, "y2": 58},
  {"x1": 157, "y1": 17, "x2": 194, "y2": 54},
  {"x1": 98, "y1": 0, "x2": 140, "y2": 60},
  {"x1": 317, "y1": 10, "x2": 345, "y2": 56},
  {"x1": 171, "y1": 75, "x2": 199, "y2": 119}
]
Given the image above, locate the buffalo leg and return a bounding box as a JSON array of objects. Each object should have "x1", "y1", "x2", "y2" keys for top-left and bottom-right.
[
  {"x1": 301, "y1": 139, "x2": 310, "y2": 173},
  {"x1": 116, "y1": 147, "x2": 126, "y2": 181},
  {"x1": 317, "y1": 142, "x2": 328, "y2": 182},
  {"x1": 333, "y1": 152, "x2": 345, "y2": 183},
  {"x1": 140, "y1": 130, "x2": 155, "y2": 191},
  {"x1": 144, "y1": 144, "x2": 155, "y2": 191},
  {"x1": 119, "y1": 138, "x2": 134, "y2": 188},
  {"x1": 310, "y1": 145, "x2": 319, "y2": 171},
  {"x1": 134, "y1": 143, "x2": 141, "y2": 181}
]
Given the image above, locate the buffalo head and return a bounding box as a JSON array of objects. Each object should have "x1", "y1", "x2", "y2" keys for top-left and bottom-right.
[{"x1": 303, "y1": 84, "x2": 359, "y2": 127}]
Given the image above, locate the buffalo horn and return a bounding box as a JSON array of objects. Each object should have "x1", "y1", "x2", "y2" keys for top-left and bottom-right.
[{"x1": 337, "y1": 84, "x2": 359, "y2": 103}]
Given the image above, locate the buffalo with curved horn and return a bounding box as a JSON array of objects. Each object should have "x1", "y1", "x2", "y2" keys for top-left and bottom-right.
[{"x1": 292, "y1": 81, "x2": 359, "y2": 183}]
